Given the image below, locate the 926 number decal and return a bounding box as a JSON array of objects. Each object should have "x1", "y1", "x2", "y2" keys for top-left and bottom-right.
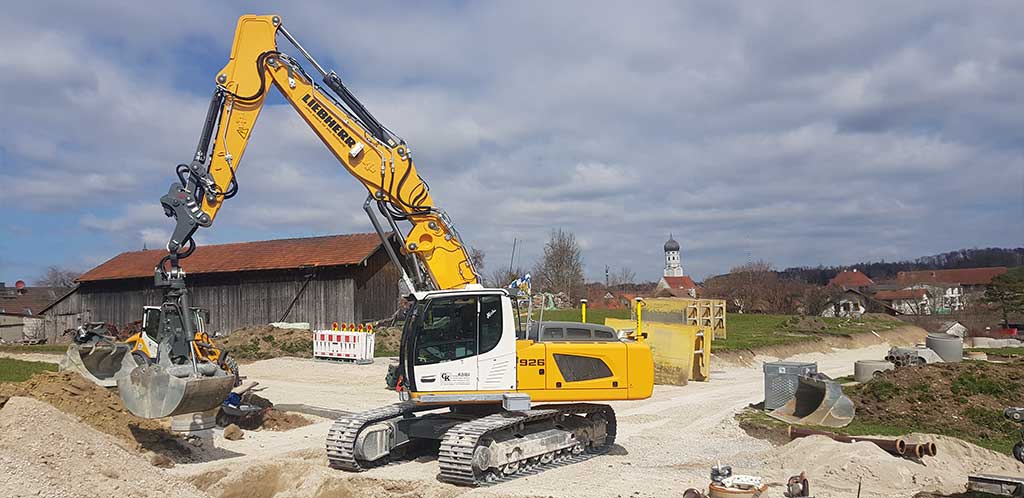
[{"x1": 519, "y1": 359, "x2": 545, "y2": 367}]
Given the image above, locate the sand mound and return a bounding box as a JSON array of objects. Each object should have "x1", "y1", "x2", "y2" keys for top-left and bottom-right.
[
  {"x1": 0, "y1": 371, "x2": 192, "y2": 460},
  {"x1": 0, "y1": 396, "x2": 207, "y2": 498},
  {"x1": 764, "y1": 434, "x2": 1024, "y2": 497},
  {"x1": 189, "y1": 455, "x2": 465, "y2": 498}
]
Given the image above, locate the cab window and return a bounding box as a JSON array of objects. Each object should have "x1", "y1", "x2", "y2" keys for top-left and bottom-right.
[
  {"x1": 478, "y1": 295, "x2": 503, "y2": 354},
  {"x1": 566, "y1": 327, "x2": 591, "y2": 339},
  {"x1": 415, "y1": 297, "x2": 478, "y2": 366},
  {"x1": 142, "y1": 308, "x2": 161, "y2": 337},
  {"x1": 541, "y1": 327, "x2": 564, "y2": 340}
]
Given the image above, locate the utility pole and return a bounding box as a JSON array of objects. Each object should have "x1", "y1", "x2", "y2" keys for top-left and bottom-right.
[{"x1": 508, "y1": 238, "x2": 517, "y2": 276}]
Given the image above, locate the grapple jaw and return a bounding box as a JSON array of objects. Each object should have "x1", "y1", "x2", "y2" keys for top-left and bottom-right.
[
  {"x1": 59, "y1": 338, "x2": 135, "y2": 388},
  {"x1": 117, "y1": 346, "x2": 233, "y2": 419}
]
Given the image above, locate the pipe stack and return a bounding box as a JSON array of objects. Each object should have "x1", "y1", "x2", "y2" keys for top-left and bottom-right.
[
  {"x1": 788, "y1": 427, "x2": 932, "y2": 458},
  {"x1": 907, "y1": 442, "x2": 937, "y2": 458}
]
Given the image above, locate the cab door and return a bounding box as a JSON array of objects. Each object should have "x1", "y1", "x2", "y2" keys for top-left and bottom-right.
[{"x1": 410, "y1": 296, "x2": 479, "y2": 392}]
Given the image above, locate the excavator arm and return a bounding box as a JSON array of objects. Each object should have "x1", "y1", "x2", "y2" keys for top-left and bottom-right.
[{"x1": 160, "y1": 14, "x2": 477, "y2": 292}]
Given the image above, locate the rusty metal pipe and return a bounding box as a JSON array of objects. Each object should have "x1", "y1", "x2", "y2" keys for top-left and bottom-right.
[{"x1": 788, "y1": 427, "x2": 907, "y2": 456}]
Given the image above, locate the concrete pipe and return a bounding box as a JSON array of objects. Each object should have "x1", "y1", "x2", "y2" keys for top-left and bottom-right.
[
  {"x1": 854, "y1": 360, "x2": 894, "y2": 383},
  {"x1": 926, "y1": 334, "x2": 963, "y2": 363},
  {"x1": 907, "y1": 442, "x2": 937, "y2": 458},
  {"x1": 788, "y1": 427, "x2": 906, "y2": 456}
]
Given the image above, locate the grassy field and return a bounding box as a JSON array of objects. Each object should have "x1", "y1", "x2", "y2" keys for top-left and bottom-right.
[
  {"x1": 537, "y1": 309, "x2": 902, "y2": 351},
  {"x1": 0, "y1": 357, "x2": 58, "y2": 383},
  {"x1": 0, "y1": 344, "x2": 68, "y2": 355},
  {"x1": 970, "y1": 347, "x2": 1024, "y2": 357}
]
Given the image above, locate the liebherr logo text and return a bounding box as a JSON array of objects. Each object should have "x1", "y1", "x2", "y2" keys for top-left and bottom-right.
[{"x1": 302, "y1": 94, "x2": 357, "y2": 147}]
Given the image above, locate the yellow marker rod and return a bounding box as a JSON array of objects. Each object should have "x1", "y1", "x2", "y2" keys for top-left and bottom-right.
[
  {"x1": 580, "y1": 299, "x2": 588, "y2": 323},
  {"x1": 635, "y1": 297, "x2": 646, "y2": 343}
]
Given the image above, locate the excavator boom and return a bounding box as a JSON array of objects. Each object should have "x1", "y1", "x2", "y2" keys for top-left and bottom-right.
[{"x1": 163, "y1": 14, "x2": 477, "y2": 291}]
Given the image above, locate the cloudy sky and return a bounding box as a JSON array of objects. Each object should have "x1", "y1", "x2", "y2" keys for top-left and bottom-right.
[{"x1": 1, "y1": 1, "x2": 1022, "y2": 285}]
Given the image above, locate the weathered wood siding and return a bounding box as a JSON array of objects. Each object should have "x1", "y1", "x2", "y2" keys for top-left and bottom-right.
[
  {"x1": 354, "y1": 248, "x2": 401, "y2": 323},
  {"x1": 43, "y1": 248, "x2": 398, "y2": 334}
]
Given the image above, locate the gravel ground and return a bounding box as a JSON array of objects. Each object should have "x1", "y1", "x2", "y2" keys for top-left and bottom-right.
[
  {"x1": 164, "y1": 327, "x2": 996, "y2": 498},
  {"x1": 0, "y1": 396, "x2": 207, "y2": 498},
  {"x1": 12, "y1": 326, "x2": 1011, "y2": 498}
]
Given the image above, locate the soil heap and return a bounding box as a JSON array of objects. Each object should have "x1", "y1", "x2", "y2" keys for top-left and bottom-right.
[
  {"x1": 218, "y1": 325, "x2": 313, "y2": 360},
  {"x1": 847, "y1": 359, "x2": 1020, "y2": 451},
  {"x1": 0, "y1": 371, "x2": 191, "y2": 460}
]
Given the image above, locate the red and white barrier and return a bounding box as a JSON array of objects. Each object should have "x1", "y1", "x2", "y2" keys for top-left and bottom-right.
[{"x1": 313, "y1": 325, "x2": 375, "y2": 364}]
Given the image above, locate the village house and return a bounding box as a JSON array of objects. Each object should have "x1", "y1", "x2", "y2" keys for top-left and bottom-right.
[
  {"x1": 874, "y1": 289, "x2": 932, "y2": 315},
  {"x1": 894, "y1": 267, "x2": 1007, "y2": 313},
  {"x1": 820, "y1": 288, "x2": 869, "y2": 319},
  {"x1": 827, "y1": 269, "x2": 875, "y2": 291},
  {"x1": 0, "y1": 281, "x2": 66, "y2": 343}
]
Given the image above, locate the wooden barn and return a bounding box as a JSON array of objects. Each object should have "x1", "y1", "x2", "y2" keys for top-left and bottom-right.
[{"x1": 41, "y1": 233, "x2": 400, "y2": 336}]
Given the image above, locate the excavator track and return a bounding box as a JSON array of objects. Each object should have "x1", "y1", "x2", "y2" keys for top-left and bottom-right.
[
  {"x1": 438, "y1": 403, "x2": 616, "y2": 486},
  {"x1": 326, "y1": 401, "x2": 423, "y2": 470}
]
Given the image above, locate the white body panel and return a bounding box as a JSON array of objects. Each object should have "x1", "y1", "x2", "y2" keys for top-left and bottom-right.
[{"x1": 476, "y1": 298, "x2": 517, "y2": 391}]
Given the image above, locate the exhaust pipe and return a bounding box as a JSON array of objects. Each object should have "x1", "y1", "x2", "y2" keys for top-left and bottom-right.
[{"x1": 789, "y1": 427, "x2": 907, "y2": 456}]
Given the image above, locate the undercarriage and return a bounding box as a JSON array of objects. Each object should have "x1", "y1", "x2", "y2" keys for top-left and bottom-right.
[{"x1": 326, "y1": 402, "x2": 617, "y2": 486}]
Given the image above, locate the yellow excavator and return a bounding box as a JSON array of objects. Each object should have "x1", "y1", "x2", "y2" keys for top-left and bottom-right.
[{"x1": 124, "y1": 14, "x2": 654, "y2": 485}]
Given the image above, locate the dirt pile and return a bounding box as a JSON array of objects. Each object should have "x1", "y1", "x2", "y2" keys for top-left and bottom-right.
[
  {"x1": 0, "y1": 370, "x2": 192, "y2": 460},
  {"x1": 373, "y1": 326, "x2": 401, "y2": 356},
  {"x1": 188, "y1": 452, "x2": 468, "y2": 498},
  {"x1": 764, "y1": 433, "x2": 1024, "y2": 497},
  {"x1": 219, "y1": 325, "x2": 313, "y2": 360},
  {"x1": 848, "y1": 359, "x2": 1020, "y2": 452},
  {"x1": 0, "y1": 396, "x2": 207, "y2": 498},
  {"x1": 225, "y1": 394, "x2": 312, "y2": 432}
]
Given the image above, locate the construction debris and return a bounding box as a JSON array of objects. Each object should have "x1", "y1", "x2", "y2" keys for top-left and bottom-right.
[{"x1": 223, "y1": 424, "x2": 244, "y2": 441}]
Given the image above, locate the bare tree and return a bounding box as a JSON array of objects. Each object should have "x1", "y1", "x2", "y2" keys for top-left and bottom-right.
[
  {"x1": 487, "y1": 266, "x2": 527, "y2": 289},
  {"x1": 533, "y1": 229, "x2": 585, "y2": 301},
  {"x1": 468, "y1": 247, "x2": 486, "y2": 274},
  {"x1": 35, "y1": 266, "x2": 81, "y2": 288},
  {"x1": 607, "y1": 266, "x2": 637, "y2": 287},
  {"x1": 703, "y1": 260, "x2": 810, "y2": 314}
]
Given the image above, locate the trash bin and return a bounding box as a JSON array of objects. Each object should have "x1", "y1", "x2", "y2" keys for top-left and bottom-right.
[{"x1": 763, "y1": 361, "x2": 817, "y2": 410}]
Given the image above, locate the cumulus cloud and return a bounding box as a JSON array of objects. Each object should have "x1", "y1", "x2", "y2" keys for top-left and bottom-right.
[{"x1": 2, "y1": 1, "x2": 1022, "y2": 283}]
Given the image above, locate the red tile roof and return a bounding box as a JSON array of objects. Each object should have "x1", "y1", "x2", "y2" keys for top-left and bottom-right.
[
  {"x1": 895, "y1": 267, "x2": 1007, "y2": 286},
  {"x1": 78, "y1": 233, "x2": 386, "y2": 282},
  {"x1": 662, "y1": 276, "x2": 698, "y2": 289},
  {"x1": 828, "y1": 270, "x2": 874, "y2": 288},
  {"x1": 874, "y1": 289, "x2": 929, "y2": 301},
  {"x1": 0, "y1": 287, "x2": 67, "y2": 316}
]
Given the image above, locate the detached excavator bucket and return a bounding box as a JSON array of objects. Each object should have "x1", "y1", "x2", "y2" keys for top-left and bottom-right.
[
  {"x1": 768, "y1": 374, "x2": 855, "y2": 428},
  {"x1": 59, "y1": 339, "x2": 135, "y2": 388},
  {"x1": 117, "y1": 353, "x2": 234, "y2": 419}
]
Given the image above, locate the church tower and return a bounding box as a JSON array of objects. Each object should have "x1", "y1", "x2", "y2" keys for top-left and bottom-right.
[{"x1": 664, "y1": 234, "x2": 683, "y2": 277}]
